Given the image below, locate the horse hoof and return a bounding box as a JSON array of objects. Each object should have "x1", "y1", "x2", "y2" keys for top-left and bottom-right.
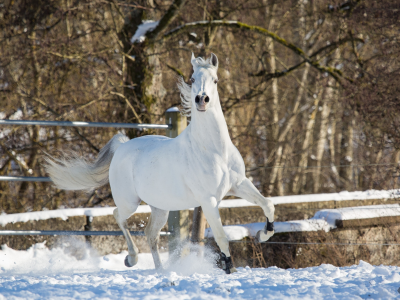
[
  {"x1": 124, "y1": 255, "x2": 138, "y2": 267},
  {"x1": 220, "y1": 253, "x2": 236, "y2": 274}
]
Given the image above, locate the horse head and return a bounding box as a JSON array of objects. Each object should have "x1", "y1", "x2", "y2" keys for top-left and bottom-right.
[{"x1": 190, "y1": 53, "x2": 219, "y2": 113}]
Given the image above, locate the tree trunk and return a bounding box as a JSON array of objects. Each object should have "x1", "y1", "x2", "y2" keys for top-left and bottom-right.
[
  {"x1": 120, "y1": 3, "x2": 169, "y2": 125},
  {"x1": 276, "y1": 135, "x2": 293, "y2": 196},
  {"x1": 339, "y1": 108, "x2": 355, "y2": 191},
  {"x1": 328, "y1": 108, "x2": 340, "y2": 187},
  {"x1": 268, "y1": 63, "x2": 310, "y2": 196},
  {"x1": 313, "y1": 50, "x2": 340, "y2": 193},
  {"x1": 292, "y1": 92, "x2": 320, "y2": 194},
  {"x1": 312, "y1": 98, "x2": 332, "y2": 193},
  {"x1": 393, "y1": 150, "x2": 400, "y2": 189}
]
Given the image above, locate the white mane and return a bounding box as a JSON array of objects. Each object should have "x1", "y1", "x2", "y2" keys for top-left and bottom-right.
[
  {"x1": 177, "y1": 56, "x2": 217, "y2": 117},
  {"x1": 177, "y1": 77, "x2": 192, "y2": 117}
]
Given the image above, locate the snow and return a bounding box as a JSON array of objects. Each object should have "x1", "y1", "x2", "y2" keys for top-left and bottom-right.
[
  {"x1": 130, "y1": 20, "x2": 159, "y2": 43},
  {"x1": 0, "y1": 206, "x2": 151, "y2": 227},
  {"x1": 217, "y1": 189, "x2": 400, "y2": 209},
  {"x1": 270, "y1": 189, "x2": 400, "y2": 205},
  {"x1": 314, "y1": 204, "x2": 400, "y2": 227},
  {"x1": 217, "y1": 189, "x2": 400, "y2": 208},
  {"x1": 1, "y1": 242, "x2": 400, "y2": 299},
  {"x1": 9, "y1": 109, "x2": 23, "y2": 120},
  {"x1": 166, "y1": 107, "x2": 180, "y2": 112}
]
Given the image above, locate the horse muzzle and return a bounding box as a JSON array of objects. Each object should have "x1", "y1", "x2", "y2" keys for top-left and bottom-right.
[{"x1": 195, "y1": 95, "x2": 209, "y2": 112}]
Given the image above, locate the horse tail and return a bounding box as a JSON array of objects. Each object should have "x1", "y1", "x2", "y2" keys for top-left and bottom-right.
[{"x1": 44, "y1": 133, "x2": 129, "y2": 191}]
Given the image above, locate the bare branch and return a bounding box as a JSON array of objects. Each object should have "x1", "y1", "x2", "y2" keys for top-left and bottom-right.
[
  {"x1": 146, "y1": 0, "x2": 188, "y2": 41},
  {"x1": 163, "y1": 20, "x2": 347, "y2": 82},
  {"x1": 18, "y1": 93, "x2": 100, "y2": 153},
  {"x1": 253, "y1": 36, "x2": 364, "y2": 78},
  {"x1": 110, "y1": 91, "x2": 143, "y2": 123},
  {"x1": 251, "y1": 61, "x2": 305, "y2": 78},
  {"x1": 166, "y1": 64, "x2": 186, "y2": 80}
]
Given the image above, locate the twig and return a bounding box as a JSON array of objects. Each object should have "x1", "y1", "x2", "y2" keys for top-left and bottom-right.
[{"x1": 111, "y1": 91, "x2": 143, "y2": 123}]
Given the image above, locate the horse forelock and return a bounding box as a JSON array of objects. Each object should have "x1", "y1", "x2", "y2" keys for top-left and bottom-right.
[{"x1": 192, "y1": 57, "x2": 217, "y2": 71}]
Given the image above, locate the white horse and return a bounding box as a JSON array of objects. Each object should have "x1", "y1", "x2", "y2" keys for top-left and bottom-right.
[{"x1": 45, "y1": 53, "x2": 275, "y2": 274}]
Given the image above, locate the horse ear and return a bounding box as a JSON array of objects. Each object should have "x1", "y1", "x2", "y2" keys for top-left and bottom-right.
[
  {"x1": 210, "y1": 53, "x2": 218, "y2": 68},
  {"x1": 191, "y1": 52, "x2": 197, "y2": 68}
]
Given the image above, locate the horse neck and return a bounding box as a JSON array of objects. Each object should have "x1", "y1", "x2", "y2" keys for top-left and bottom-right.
[{"x1": 189, "y1": 99, "x2": 231, "y2": 157}]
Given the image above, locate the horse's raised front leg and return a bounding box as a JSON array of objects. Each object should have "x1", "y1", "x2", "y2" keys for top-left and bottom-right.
[
  {"x1": 201, "y1": 197, "x2": 237, "y2": 274},
  {"x1": 145, "y1": 206, "x2": 169, "y2": 270},
  {"x1": 113, "y1": 208, "x2": 139, "y2": 267},
  {"x1": 231, "y1": 178, "x2": 275, "y2": 242}
]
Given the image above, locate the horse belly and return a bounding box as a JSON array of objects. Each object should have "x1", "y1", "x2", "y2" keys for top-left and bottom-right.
[
  {"x1": 131, "y1": 142, "x2": 199, "y2": 211},
  {"x1": 138, "y1": 184, "x2": 198, "y2": 211},
  {"x1": 134, "y1": 170, "x2": 199, "y2": 210}
]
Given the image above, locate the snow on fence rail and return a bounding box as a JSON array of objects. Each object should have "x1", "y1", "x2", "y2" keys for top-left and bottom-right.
[
  {"x1": 0, "y1": 205, "x2": 172, "y2": 237},
  {"x1": 1, "y1": 189, "x2": 398, "y2": 227}
]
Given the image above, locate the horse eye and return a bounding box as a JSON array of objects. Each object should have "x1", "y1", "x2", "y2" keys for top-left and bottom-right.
[
  {"x1": 190, "y1": 78, "x2": 195, "y2": 83},
  {"x1": 214, "y1": 79, "x2": 218, "y2": 84}
]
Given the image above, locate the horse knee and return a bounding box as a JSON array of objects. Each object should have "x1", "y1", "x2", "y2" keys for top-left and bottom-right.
[
  {"x1": 263, "y1": 198, "x2": 275, "y2": 220},
  {"x1": 266, "y1": 198, "x2": 275, "y2": 213}
]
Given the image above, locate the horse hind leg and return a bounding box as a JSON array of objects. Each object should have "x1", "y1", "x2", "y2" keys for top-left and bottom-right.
[
  {"x1": 144, "y1": 206, "x2": 169, "y2": 269},
  {"x1": 113, "y1": 207, "x2": 140, "y2": 267}
]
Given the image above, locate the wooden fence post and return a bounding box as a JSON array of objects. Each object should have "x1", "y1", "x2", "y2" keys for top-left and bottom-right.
[
  {"x1": 191, "y1": 207, "x2": 206, "y2": 245},
  {"x1": 165, "y1": 107, "x2": 189, "y2": 255}
]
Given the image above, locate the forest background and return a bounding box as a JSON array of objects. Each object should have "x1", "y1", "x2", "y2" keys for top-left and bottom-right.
[{"x1": 0, "y1": 0, "x2": 399, "y2": 215}]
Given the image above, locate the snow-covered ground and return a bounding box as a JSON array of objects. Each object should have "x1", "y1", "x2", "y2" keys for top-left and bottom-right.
[{"x1": 1, "y1": 242, "x2": 400, "y2": 299}]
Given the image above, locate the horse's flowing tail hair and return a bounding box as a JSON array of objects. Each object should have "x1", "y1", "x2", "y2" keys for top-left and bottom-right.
[{"x1": 44, "y1": 133, "x2": 129, "y2": 191}]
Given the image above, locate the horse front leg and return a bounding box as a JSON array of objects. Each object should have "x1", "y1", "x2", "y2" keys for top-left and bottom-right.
[
  {"x1": 201, "y1": 197, "x2": 237, "y2": 274},
  {"x1": 231, "y1": 178, "x2": 275, "y2": 242}
]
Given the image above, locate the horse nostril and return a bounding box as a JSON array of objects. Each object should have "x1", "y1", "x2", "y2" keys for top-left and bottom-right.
[
  {"x1": 195, "y1": 95, "x2": 200, "y2": 103},
  {"x1": 204, "y1": 96, "x2": 210, "y2": 103}
]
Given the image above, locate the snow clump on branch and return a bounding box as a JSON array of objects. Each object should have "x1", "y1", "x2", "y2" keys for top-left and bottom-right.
[{"x1": 130, "y1": 20, "x2": 159, "y2": 43}]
